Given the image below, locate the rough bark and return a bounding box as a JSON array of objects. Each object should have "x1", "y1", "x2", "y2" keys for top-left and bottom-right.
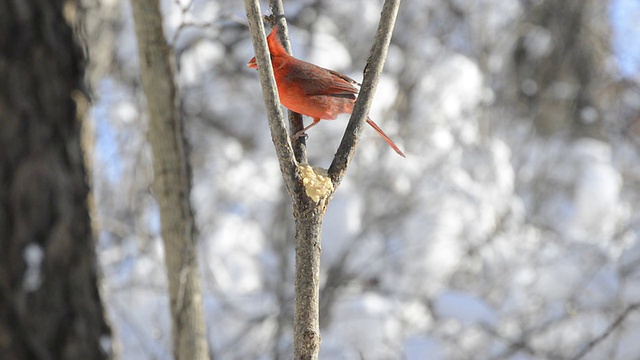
[
  {"x1": 292, "y1": 214, "x2": 323, "y2": 359},
  {"x1": 129, "y1": 1, "x2": 210, "y2": 359},
  {"x1": 0, "y1": 0, "x2": 112, "y2": 359},
  {"x1": 245, "y1": 1, "x2": 401, "y2": 358}
]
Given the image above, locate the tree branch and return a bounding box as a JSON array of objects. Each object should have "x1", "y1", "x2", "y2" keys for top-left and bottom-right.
[
  {"x1": 245, "y1": 2, "x2": 400, "y2": 359},
  {"x1": 571, "y1": 303, "x2": 640, "y2": 360},
  {"x1": 328, "y1": 0, "x2": 401, "y2": 186},
  {"x1": 244, "y1": 0, "x2": 303, "y2": 199},
  {"x1": 245, "y1": 4, "x2": 323, "y2": 359},
  {"x1": 267, "y1": 0, "x2": 308, "y2": 164}
]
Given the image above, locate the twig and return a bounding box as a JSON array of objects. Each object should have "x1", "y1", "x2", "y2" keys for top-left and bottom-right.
[{"x1": 571, "y1": 303, "x2": 640, "y2": 360}]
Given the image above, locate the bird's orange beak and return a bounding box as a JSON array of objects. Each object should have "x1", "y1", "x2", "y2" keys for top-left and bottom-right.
[{"x1": 247, "y1": 57, "x2": 257, "y2": 69}]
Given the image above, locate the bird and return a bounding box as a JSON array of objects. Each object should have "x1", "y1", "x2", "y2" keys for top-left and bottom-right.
[{"x1": 248, "y1": 26, "x2": 406, "y2": 157}]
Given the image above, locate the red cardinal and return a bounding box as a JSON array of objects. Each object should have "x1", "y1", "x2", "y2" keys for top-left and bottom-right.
[{"x1": 248, "y1": 26, "x2": 405, "y2": 157}]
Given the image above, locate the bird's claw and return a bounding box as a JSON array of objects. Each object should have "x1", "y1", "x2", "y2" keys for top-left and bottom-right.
[{"x1": 292, "y1": 130, "x2": 308, "y2": 140}]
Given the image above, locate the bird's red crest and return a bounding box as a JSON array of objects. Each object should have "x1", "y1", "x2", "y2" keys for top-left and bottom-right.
[
  {"x1": 247, "y1": 26, "x2": 288, "y2": 69},
  {"x1": 266, "y1": 26, "x2": 288, "y2": 57}
]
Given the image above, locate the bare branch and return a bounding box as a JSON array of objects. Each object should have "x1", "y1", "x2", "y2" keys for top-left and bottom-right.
[
  {"x1": 245, "y1": 0, "x2": 306, "y2": 202},
  {"x1": 571, "y1": 303, "x2": 640, "y2": 360},
  {"x1": 267, "y1": 0, "x2": 308, "y2": 164},
  {"x1": 328, "y1": 0, "x2": 401, "y2": 186}
]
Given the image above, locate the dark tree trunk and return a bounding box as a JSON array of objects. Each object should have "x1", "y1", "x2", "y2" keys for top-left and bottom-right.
[{"x1": 0, "y1": 1, "x2": 112, "y2": 359}]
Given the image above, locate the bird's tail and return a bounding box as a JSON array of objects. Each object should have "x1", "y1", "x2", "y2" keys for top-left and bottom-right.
[{"x1": 366, "y1": 118, "x2": 406, "y2": 158}]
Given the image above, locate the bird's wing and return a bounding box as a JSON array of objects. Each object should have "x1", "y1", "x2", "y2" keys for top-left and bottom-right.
[{"x1": 286, "y1": 60, "x2": 360, "y2": 99}]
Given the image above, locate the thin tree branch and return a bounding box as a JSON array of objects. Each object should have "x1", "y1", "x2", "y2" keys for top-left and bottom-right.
[
  {"x1": 328, "y1": 0, "x2": 401, "y2": 186},
  {"x1": 267, "y1": 0, "x2": 308, "y2": 164},
  {"x1": 245, "y1": 0, "x2": 302, "y2": 199},
  {"x1": 571, "y1": 303, "x2": 640, "y2": 360}
]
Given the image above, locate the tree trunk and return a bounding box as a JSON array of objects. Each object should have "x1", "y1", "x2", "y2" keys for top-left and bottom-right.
[
  {"x1": 0, "y1": 0, "x2": 112, "y2": 359},
  {"x1": 293, "y1": 214, "x2": 323, "y2": 358},
  {"x1": 129, "y1": 0, "x2": 210, "y2": 359},
  {"x1": 513, "y1": 0, "x2": 612, "y2": 138}
]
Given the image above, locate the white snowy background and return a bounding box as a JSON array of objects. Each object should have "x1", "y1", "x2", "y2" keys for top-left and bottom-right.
[{"x1": 83, "y1": 0, "x2": 640, "y2": 358}]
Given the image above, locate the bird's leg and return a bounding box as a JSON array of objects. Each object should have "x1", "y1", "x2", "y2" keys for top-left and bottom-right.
[{"x1": 292, "y1": 118, "x2": 321, "y2": 139}]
